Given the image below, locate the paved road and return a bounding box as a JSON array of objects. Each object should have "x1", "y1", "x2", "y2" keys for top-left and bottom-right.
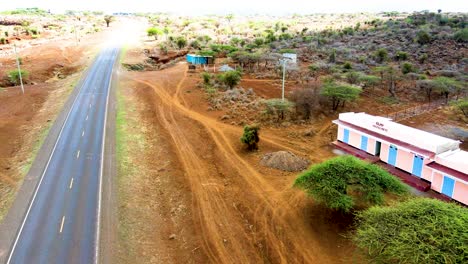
[{"x1": 6, "y1": 47, "x2": 119, "y2": 264}]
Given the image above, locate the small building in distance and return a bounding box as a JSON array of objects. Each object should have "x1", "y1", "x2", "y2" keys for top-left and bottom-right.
[
  {"x1": 333, "y1": 112, "x2": 468, "y2": 206},
  {"x1": 282, "y1": 53, "x2": 297, "y2": 65},
  {"x1": 186, "y1": 54, "x2": 214, "y2": 65}
]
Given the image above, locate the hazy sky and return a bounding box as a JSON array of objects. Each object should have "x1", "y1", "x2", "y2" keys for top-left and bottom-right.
[{"x1": 1, "y1": 0, "x2": 467, "y2": 15}]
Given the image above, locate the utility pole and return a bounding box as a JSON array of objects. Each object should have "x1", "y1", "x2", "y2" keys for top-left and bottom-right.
[
  {"x1": 280, "y1": 59, "x2": 287, "y2": 102},
  {"x1": 13, "y1": 43, "x2": 24, "y2": 94}
]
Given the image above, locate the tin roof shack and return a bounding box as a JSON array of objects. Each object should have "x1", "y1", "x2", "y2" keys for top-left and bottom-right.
[
  {"x1": 333, "y1": 112, "x2": 467, "y2": 205},
  {"x1": 186, "y1": 54, "x2": 214, "y2": 65}
]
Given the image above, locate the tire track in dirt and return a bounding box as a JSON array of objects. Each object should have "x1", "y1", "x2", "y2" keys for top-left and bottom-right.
[{"x1": 123, "y1": 65, "x2": 347, "y2": 263}]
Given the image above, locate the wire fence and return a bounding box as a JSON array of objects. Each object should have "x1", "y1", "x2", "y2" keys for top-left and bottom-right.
[{"x1": 385, "y1": 98, "x2": 448, "y2": 121}]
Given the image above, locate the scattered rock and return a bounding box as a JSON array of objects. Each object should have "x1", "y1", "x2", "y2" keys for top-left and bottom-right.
[
  {"x1": 221, "y1": 115, "x2": 230, "y2": 120},
  {"x1": 260, "y1": 151, "x2": 310, "y2": 172},
  {"x1": 169, "y1": 234, "x2": 176, "y2": 240}
]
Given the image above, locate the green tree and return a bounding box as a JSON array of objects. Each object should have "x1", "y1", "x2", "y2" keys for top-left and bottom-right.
[
  {"x1": 320, "y1": 79, "x2": 361, "y2": 111},
  {"x1": 354, "y1": 198, "x2": 468, "y2": 263},
  {"x1": 219, "y1": 70, "x2": 241, "y2": 89},
  {"x1": 359, "y1": 74, "x2": 380, "y2": 89},
  {"x1": 433, "y1": 77, "x2": 464, "y2": 102},
  {"x1": 147, "y1": 27, "x2": 162, "y2": 40},
  {"x1": 264, "y1": 99, "x2": 294, "y2": 122},
  {"x1": 294, "y1": 156, "x2": 408, "y2": 212},
  {"x1": 240, "y1": 125, "x2": 260, "y2": 151},
  {"x1": 104, "y1": 15, "x2": 113, "y2": 27},
  {"x1": 8, "y1": 69, "x2": 28, "y2": 85}
]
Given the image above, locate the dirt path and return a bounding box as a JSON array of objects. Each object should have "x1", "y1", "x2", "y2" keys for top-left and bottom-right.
[{"x1": 121, "y1": 63, "x2": 353, "y2": 263}]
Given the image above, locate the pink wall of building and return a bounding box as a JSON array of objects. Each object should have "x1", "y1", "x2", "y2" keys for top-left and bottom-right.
[
  {"x1": 367, "y1": 138, "x2": 376, "y2": 155},
  {"x1": 431, "y1": 172, "x2": 443, "y2": 193},
  {"x1": 338, "y1": 126, "x2": 344, "y2": 142},
  {"x1": 348, "y1": 130, "x2": 361, "y2": 149},
  {"x1": 380, "y1": 143, "x2": 390, "y2": 163},
  {"x1": 453, "y1": 181, "x2": 468, "y2": 205},
  {"x1": 421, "y1": 166, "x2": 432, "y2": 181},
  {"x1": 396, "y1": 150, "x2": 413, "y2": 174}
]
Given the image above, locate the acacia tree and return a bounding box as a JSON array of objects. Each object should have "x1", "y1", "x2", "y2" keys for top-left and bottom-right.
[
  {"x1": 104, "y1": 15, "x2": 113, "y2": 27},
  {"x1": 294, "y1": 155, "x2": 408, "y2": 212},
  {"x1": 433, "y1": 76, "x2": 464, "y2": 102},
  {"x1": 147, "y1": 27, "x2": 162, "y2": 40},
  {"x1": 320, "y1": 79, "x2": 361, "y2": 111},
  {"x1": 354, "y1": 198, "x2": 468, "y2": 263}
]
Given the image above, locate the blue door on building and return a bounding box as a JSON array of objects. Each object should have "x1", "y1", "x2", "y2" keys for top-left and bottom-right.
[
  {"x1": 412, "y1": 155, "x2": 424, "y2": 177},
  {"x1": 442, "y1": 176, "x2": 455, "y2": 198},
  {"x1": 388, "y1": 145, "x2": 398, "y2": 166},
  {"x1": 343, "y1": 129, "x2": 350, "y2": 143},
  {"x1": 360, "y1": 136, "x2": 368, "y2": 151}
]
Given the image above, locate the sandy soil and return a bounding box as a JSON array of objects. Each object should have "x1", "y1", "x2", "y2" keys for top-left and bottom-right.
[{"x1": 117, "y1": 62, "x2": 357, "y2": 263}]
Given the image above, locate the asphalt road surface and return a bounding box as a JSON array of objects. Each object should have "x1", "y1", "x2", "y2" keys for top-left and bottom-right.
[{"x1": 6, "y1": 47, "x2": 119, "y2": 264}]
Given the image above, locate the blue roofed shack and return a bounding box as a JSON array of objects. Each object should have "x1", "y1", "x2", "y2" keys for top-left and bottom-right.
[{"x1": 187, "y1": 54, "x2": 213, "y2": 65}]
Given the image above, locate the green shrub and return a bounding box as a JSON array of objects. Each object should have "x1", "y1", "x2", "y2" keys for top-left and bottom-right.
[
  {"x1": 240, "y1": 125, "x2": 260, "y2": 150},
  {"x1": 401, "y1": 62, "x2": 415, "y2": 74},
  {"x1": 8, "y1": 69, "x2": 29, "y2": 85},
  {"x1": 419, "y1": 53, "x2": 428, "y2": 63},
  {"x1": 416, "y1": 30, "x2": 431, "y2": 44},
  {"x1": 0, "y1": 37, "x2": 6, "y2": 44},
  {"x1": 294, "y1": 155, "x2": 408, "y2": 212},
  {"x1": 201, "y1": 72, "x2": 211, "y2": 85},
  {"x1": 175, "y1": 37, "x2": 187, "y2": 49},
  {"x1": 343, "y1": 61, "x2": 353, "y2": 70},
  {"x1": 394, "y1": 51, "x2": 408, "y2": 61},
  {"x1": 452, "y1": 99, "x2": 468, "y2": 118},
  {"x1": 219, "y1": 70, "x2": 241, "y2": 89},
  {"x1": 454, "y1": 28, "x2": 468, "y2": 43},
  {"x1": 374, "y1": 48, "x2": 388, "y2": 63},
  {"x1": 354, "y1": 198, "x2": 468, "y2": 264},
  {"x1": 146, "y1": 27, "x2": 162, "y2": 39},
  {"x1": 329, "y1": 49, "x2": 336, "y2": 63}
]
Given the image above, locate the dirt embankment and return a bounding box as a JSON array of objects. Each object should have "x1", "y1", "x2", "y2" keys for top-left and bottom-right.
[{"x1": 117, "y1": 62, "x2": 355, "y2": 263}]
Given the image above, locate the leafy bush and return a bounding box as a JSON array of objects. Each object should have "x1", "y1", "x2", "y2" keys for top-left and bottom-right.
[
  {"x1": 201, "y1": 72, "x2": 211, "y2": 85},
  {"x1": 354, "y1": 198, "x2": 468, "y2": 263},
  {"x1": 452, "y1": 99, "x2": 468, "y2": 118},
  {"x1": 394, "y1": 51, "x2": 408, "y2": 61},
  {"x1": 343, "y1": 61, "x2": 353, "y2": 70},
  {"x1": 240, "y1": 125, "x2": 260, "y2": 150},
  {"x1": 416, "y1": 30, "x2": 431, "y2": 44},
  {"x1": 294, "y1": 155, "x2": 408, "y2": 212},
  {"x1": 374, "y1": 48, "x2": 388, "y2": 63},
  {"x1": 329, "y1": 49, "x2": 336, "y2": 63},
  {"x1": 401, "y1": 62, "x2": 416, "y2": 74},
  {"x1": 419, "y1": 53, "x2": 428, "y2": 63},
  {"x1": 175, "y1": 37, "x2": 187, "y2": 49},
  {"x1": 345, "y1": 71, "x2": 361, "y2": 84},
  {"x1": 454, "y1": 28, "x2": 468, "y2": 43},
  {"x1": 0, "y1": 37, "x2": 6, "y2": 44},
  {"x1": 218, "y1": 70, "x2": 241, "y2": 89},
  {"x1": 358, "y1": 74, "x2": 380, "y2": 89},
  {"x1": 8, "y1": 69, "x2": 28, "y2": 85}
]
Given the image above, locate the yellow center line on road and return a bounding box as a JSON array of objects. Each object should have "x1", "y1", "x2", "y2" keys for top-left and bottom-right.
[
  {"x1": 59, "y1": 216, "x2": 65, "y2": 233},
  {"x1": 69, "y1": 178, "x2": 74, "y2": 189}
]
